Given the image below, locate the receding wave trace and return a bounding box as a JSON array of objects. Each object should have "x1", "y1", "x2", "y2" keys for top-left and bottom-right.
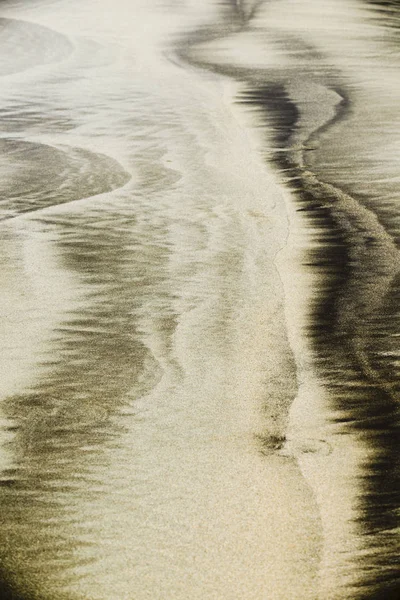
[{"x1": 0, "y1": 1, "x2": 399, "y2": 599}]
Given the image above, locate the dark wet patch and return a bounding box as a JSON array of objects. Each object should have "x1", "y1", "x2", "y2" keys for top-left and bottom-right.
[
  {"x1": 363, "y1": 0, "x2": 400, "y2": 29},
  {"x1": 256, "y1": 432, "x2": 286, "y2": 454},
  {"x1": 0, "y1": 137, "x2": 131, "y2": 220},
  {"x1": 238, "y1": 75, "x2": 400, "y2": 598}
]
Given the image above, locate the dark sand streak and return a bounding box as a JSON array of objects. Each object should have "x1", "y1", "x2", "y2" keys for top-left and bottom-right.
[
  {"x1": 173, "y1": 2, "x2": 400, "y2": 596},
  {"x1": 237, "y1": 74, "x2": 400, "y2": 596},
  {"x1": 238, "y1": 68, "x2": 400, "y2": 600},
  {"x1": 0, "y1": 208, "x2": 166, "y2": 599}
]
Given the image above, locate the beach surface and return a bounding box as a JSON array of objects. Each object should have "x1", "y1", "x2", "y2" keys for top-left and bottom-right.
[{"x1": 0, "y1": 1, "x2": 399, "y2": 599}]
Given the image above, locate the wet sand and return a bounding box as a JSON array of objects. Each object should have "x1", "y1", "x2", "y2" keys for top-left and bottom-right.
[{"x1": 0, "y1": 0, "x2": 399, "y2": 599}]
